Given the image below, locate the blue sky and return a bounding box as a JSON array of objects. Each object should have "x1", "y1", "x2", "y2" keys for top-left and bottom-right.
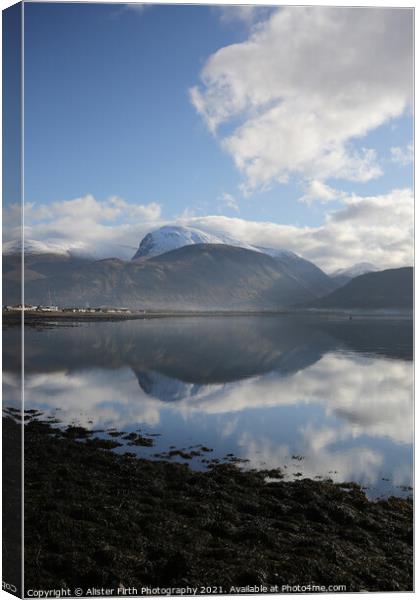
[
  {"x1": 23, "y1": 3, "x2": 413, "y2": 222},
  {"x1": 24, "y1": 3, "x2": 263, "y2": 219},
  {"x1": 3, "y1": 3, "x2": 414, "y2": 271}
]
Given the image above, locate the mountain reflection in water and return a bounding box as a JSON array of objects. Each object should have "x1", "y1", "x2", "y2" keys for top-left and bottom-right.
[{"x1": 3, "y1": 316, "x2": 413, "y2": 498}]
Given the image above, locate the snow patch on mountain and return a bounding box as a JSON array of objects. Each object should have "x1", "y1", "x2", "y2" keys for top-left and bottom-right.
[
  {"x1": 132, "y1": 225, "x2": 296, "y2": 261},
  {"x1": 3, "y1": 239, "x2": 74, "y2": 256},
  {"x1": 331, "y1": 262, "x2": 378, "y2": 279}
]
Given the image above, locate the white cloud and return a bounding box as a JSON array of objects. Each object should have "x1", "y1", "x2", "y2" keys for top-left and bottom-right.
[
  {"x1": 31, "y1": 194, "x2": 162, "y2": 223},
  {"x1": 20, "y1": 368, "x2": 163, "y2": 429},
  {"x1": 9, "y1": 352, "x2": 412, "y2": 488},
  {"x1": 124, "y1": 3, "x2": 149, "y2": 15},
  {"x1": 218, "y1": 191, "x2": 239, "y2": 212},
  {"x1": 178, "y1": 206, "x2": 198, "y2": 220},
  {"x1": 184, "y1": 188, "x2": 413, "y2": 272},
  {"x1": 191, "y1": 7, "x2": 413, "y2": 192},
  {"x1": 217, "y1": 5, "x2": 272, "y2": 27},
  {"x1": 12, "y1": 354, "x2": 413, "y2": 446},
  {"x1": 3, "y1": 195, "x2": 162, "y2": 259},
  {"x1": 3, "y1": 187, "x2": 412, "y2": 272},
  {"x1": 390, "y1": 143, "x2": 414, "y2": 166},
  {"x1": 299, "y1": 180, "x2": 345, "y2": 205}
]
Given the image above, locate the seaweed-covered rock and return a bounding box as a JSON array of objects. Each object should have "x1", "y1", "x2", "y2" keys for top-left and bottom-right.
[{"x1": 20, "y1": 417, "x2": 413, "y2": 594}]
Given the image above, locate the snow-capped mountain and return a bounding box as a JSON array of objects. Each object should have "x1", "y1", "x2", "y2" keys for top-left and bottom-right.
[
  {"x1": 132, "y1": 225, "x2": 309, "y2": 262},
  {"x1": 331, "y1": 262, "x2": 378, "y2": 287},
  {"x1": 332, "y1": 262, "x2": 378, "y2": 279},
  {"x1": 131, "y1": 225, "x2": 336, "y2": 298},
  {"x1": 135, "y1": 370, "x2": 212, "y2": 403},
  {"x1": 132, "y1": 225, "x2": 262, "y2": 260},
  {"x1": 3, "y1": 239, "x2": 73, "y2": 256},
  {"x1": 4, "y1": 225, "x2": 336, "y2": 308},
  {"x1": 258, "y1": 247, "x2": 298, "y2": 260}
]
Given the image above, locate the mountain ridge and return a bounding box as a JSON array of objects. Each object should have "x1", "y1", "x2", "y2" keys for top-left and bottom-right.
[
  {"x1": 4, "y1": 243, "x2": 334, "y2": 310},
  {"x1": 309, "y1": 267, "x2": 413, "y2": 310},
  {"x1": 132, "y1": 224, "x2": 300, "y2": 261}
]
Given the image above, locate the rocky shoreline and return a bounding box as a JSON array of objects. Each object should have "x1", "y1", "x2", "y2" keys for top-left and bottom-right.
[{"x1": 6, "y1": 414, "x2": 412, "y2": 594}]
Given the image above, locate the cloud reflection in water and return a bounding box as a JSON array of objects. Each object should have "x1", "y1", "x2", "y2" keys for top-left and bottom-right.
[{"x1": 3, "y1": 316, "x2": 413, "y2": 496}]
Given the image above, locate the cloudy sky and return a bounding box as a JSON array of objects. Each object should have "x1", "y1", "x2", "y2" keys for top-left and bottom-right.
[{"x1": 4, "y1": 2, "x2": 414, "y2": 272}]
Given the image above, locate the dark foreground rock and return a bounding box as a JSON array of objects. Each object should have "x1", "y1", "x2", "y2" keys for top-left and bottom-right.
[
  {"x1": 16, "y1": 416, "x2": 412, "y2": 594},
  {"x1": 3, "y1": 414, "x2": 22, "y2": 596}
]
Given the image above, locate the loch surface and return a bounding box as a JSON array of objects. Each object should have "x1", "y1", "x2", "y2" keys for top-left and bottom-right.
[{"x1": 3, "y1": 315, "x2": 413, "y2": 498}]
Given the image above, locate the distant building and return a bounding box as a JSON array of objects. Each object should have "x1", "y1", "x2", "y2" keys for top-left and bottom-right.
[{"x1": 4, "y1": 304, "x2": 39, "y2": 311}]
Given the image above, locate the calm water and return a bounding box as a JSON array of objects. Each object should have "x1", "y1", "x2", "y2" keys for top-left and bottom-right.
[{"x1": 3, "y1": 316, "x2": 413, "y2": 498}]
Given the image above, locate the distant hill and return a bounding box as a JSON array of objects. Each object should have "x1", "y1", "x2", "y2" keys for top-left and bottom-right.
[
  {"x1": 310, "y1": 267, "x2": 413, "y2": 310},
  {"x1": 4, "y1": 244, "x2": 334, "y2": 311}
]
